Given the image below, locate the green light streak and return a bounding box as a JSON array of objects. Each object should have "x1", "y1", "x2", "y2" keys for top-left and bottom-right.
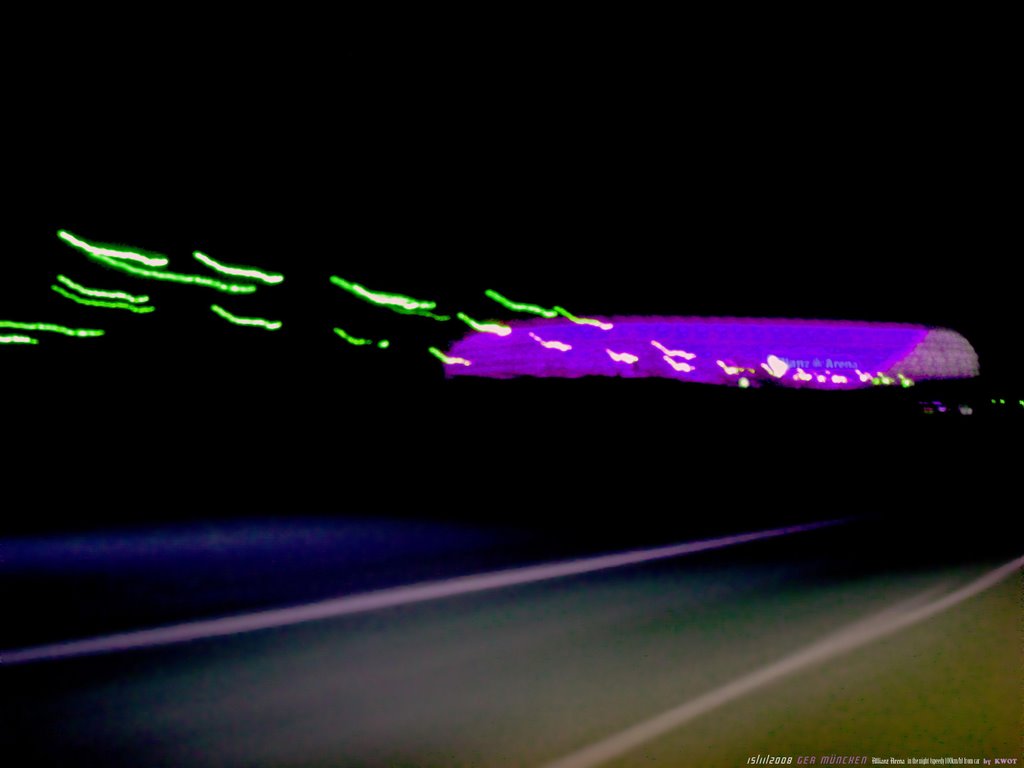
[
  {"x1": 210, "y1": 305, "x2": 282, "y2": 331},
  {"x1": 456, "y1": 312, "x2": 511, "y2": 336},
  {"x1": 484, "y1": 289, "x2": 557, "y2": 318},
  {"x1": 392, "y1": 307, "x2": 450, "y2": 321},
  {"x1": 57, "y1": 230, "x2": 169, "y2": 268},
  {"x1": 333, "y1": 327, "x2": 389, "y2": 348},
  {"x1": 56, "y1": 275, "x2": 150, "y2": 304},
  {"x1": 552, "y1": 306, "x2": 613, "y2": 330},
  {"x1": 333, "y1": 327, "x2": 372, "y2": 345},
  {"x1": 428, "y1": 346, "x2": 471, "y2": 366},
  {"x1": 0, "y1": 321, "x2": 104, "y2": 338},
  {"x1": 193, "y1": 251, "x2": 284, "y2": 285},
  {"x1": 329, "y1": 276, "x2": 436, "y2": 311},
  {"x1": 51, "y1": 285, "x2": 155, "y2": 314},
  {"x1": 0, "y1": 334, "x2": 39, "y2": 345},
  {"x1": 84, "y1": 253, "x2": 257, "y2": 294}
]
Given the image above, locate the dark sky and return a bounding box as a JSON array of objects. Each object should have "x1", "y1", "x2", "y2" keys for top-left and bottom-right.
[
  {"x1": 5, "y1": 30, "x2": 1018, "y2": 533},
  {"x1": 14, "y1": 36, "x2": 1016, "y2": 383}
]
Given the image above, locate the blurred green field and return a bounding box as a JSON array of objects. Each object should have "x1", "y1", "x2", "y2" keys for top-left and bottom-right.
[{"x1": 600, "y1": 569, "x2": 1022, "y2": 767}]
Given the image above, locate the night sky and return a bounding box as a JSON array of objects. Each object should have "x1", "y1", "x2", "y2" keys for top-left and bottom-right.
[{"x1": 6, "y1": 33, "x2": 1018, "y2": 534}]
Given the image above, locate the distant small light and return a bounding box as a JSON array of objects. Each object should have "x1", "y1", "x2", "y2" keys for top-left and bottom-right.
[
  {"x1": 738, "y1": 377, "x2": 750, "y2": 388},
  {"x1": 959, "y1": 405, "x2": 973, "y2": 416}
]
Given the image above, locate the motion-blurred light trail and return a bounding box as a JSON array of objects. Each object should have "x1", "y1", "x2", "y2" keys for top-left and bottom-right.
[
  {"x1": 393, "y1": 307, "x2": 451, "y2": 321},
  {"x1": 529, "y1": 332, "x2": 572, "y2": 351},
  {"x1": 553, "y1": 306, "x2": 614, "y2": 330},
  {"x1": 76, "y1": 252, "x2": 257, "y2": 294},
  {"x1": 333, "y1": 327, "x2": 389, "y2": 348},
  {"x1": 193, "y1": 251, "x2": 284, "y2": 285},
  {"x1": 663, "y1": 356, "x2": 695, "y2": 373},
  {"x1": 429, "y1": 346, "x2": 471, "y2": 366},
  {"x1": 606, "y1": 349, "x2": 638, "y2": 364},
  {"x1": 651, "y1": 341, "x2": 696, "y2": 360},
  {"x1": 0, "y1": 320, "x2": 104, "y2": 338},
  {"x1": 57, "y1": 230, "x2": 170, "y2": 268},
  {"x1": 56, "y1": 275, "x2": 150, "y2": 304},
  {"x1": 540, "y1": 554, "x2": 1024, "y2": 768},
  {"x1": 0, "y1": 334, "x2": 39, "y2": 344},
  {"x1": 51, "y1": 285, "x2": 156, "y2": 314},
  {"x1": 457, "y1": 312, "x2": 512, "y2": 336},
  {"x1": 210, "y1": 305, "x2": 282, "y2": 331},
  {"x1": 0, "y1": 519, "x2": 846, "y2": 665},
  {"x1": 329, "y1": 276, "x2": 437, "y2": 312},
  {"x1": 485, "y1": 289, "x2": 558, "y2": 318}
]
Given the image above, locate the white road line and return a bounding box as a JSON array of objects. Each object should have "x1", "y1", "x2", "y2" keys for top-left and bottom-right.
[
  {"x1": 540, "y1": 554, "x2": 1024, "y2": 768},
  {"x1": 0, "y1": 518, "x2": 844, "y2": 665}
]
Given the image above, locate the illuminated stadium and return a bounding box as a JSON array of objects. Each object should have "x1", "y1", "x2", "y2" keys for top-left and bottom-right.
[{"x1": 442, "y1": 317, "x2": 980, "y2": 389}]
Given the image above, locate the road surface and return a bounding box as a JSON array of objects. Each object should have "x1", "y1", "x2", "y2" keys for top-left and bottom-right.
[{"x1": 2, "y1": 517, "x2": 1020, "y2": 767}]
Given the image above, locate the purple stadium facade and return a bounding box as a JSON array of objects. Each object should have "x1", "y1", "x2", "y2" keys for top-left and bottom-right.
[{"x1": 442, "y1": 317, "x2": 979, "y2": 389}]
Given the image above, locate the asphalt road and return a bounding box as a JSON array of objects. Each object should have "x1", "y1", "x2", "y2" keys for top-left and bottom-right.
[{"x1": 2, "y1": 518, "x2": 1020, "y2": 767}]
